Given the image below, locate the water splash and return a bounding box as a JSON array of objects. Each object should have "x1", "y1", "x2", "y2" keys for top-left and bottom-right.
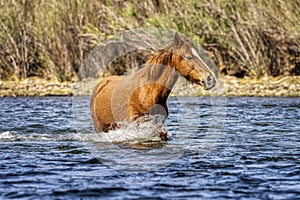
[
  {"x1": 0, "y1": 115, "x2": 167, "y2": 143},
  {"x1": 0, "y1": 131, "x2": 17, "y2": 141}
]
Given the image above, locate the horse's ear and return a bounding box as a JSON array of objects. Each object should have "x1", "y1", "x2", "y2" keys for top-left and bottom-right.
[{"x1": 173, "y1": 32, "x2": 182, "y2": 47}]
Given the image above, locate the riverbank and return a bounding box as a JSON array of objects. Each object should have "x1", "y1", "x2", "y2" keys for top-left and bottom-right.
[{"x1": 0, "y1": 76, "x2": 299, "y2": 97}]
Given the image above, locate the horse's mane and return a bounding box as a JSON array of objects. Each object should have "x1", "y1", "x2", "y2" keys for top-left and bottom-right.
[
  {"x1": 134, "y1": 34, "x2": 195, "y2": 83},
  {"x1": 141, "y1": 44, "x2": 183, "y2": 81}
]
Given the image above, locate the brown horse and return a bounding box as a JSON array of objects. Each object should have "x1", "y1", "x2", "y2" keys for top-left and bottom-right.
[{"x1": 90, "y1": 33, "x2": 216, "y2": 140}]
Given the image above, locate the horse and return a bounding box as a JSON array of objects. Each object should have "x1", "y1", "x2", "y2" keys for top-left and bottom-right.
[{"x1": 90, "y1": 33, "x2": 216, "y2": 140}]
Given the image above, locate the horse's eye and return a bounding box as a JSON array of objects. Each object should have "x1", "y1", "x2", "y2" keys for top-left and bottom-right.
[{"x1": 186, "y1": 55, "x2": 193, "y2": 61}]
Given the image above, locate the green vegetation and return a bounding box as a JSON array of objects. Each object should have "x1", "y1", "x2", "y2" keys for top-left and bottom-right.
[{"x1": 0, "y1": 0, "x2": 299, "y2": 81}]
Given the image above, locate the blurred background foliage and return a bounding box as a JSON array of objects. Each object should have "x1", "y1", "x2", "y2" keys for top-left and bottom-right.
[{"x1": 0, "y1": 0, "x2": 299, "y2": 81}]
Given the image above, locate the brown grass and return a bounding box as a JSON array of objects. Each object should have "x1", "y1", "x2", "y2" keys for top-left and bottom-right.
[{"x1": 0, "y1": 0, "x2": 299, "y2": 81}]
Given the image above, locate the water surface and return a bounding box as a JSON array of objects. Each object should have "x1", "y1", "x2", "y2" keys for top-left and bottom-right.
[{"x1": 0, "y1": 97, "x2": 299, "y2": 199}]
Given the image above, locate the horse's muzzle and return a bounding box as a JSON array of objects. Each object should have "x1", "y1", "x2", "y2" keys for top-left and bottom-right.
[{"x1": 203, "y1": 75, "x2": 216, "y2": 90}]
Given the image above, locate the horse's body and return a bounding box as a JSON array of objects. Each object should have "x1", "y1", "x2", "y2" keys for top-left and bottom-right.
[{"x1": 90, "y1": 33, "x2": 216, "y2": 140}]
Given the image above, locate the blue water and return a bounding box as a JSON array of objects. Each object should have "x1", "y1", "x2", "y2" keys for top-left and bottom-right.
[{"x1": 0, "y1": 96, "x2": 299, "y2": 199}]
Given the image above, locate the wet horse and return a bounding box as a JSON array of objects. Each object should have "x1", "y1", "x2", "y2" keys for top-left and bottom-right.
[{"x1": 90, "y1": 33, "x2": 216, "y2": 140}]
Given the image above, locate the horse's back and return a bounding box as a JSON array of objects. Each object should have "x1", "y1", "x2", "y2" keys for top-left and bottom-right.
[{"x1": 90, "y1": 76, "x2": 121, "y2": 132}]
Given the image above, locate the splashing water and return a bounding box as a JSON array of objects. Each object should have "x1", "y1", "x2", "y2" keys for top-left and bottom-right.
[
  {"x1": 93, "y1": 118, "x2": 166, "y2": 143},
  {"x1": 0, "y1": 115, "x2": 167, "y2": 144}
]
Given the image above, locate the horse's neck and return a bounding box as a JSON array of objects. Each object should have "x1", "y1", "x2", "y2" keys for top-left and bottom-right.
[
  {"x1": 152, "y1": 64, "x2": 179, "y2": 91},
  {"x1": 140, "y1": 50, "x2": 179, "y2": 98}
]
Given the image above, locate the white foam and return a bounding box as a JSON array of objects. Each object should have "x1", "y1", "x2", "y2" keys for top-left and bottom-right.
[
  {"x1": 0, "y1": 116, "x2": 166, "y2": 143},
  {"x1": 0, "y1": 131, "x2": 15, "y2": 141},
  {"x1": 0, "y1": 131, "x2": 65, "y2": 142},
  {"x1": 78, "y1": 116, "x2": 166, "y2": 143}
]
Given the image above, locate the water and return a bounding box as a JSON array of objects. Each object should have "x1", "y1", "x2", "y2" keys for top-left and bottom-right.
[{"x1": 0, "y1": 96, "x2": 299, "y2": 199}]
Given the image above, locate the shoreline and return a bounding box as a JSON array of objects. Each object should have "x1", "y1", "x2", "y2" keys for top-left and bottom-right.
[{"x1": 0, "y1": 76, "x2": 299, "y2": 97}]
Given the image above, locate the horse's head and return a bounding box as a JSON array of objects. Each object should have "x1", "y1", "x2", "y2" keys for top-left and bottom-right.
[{"x1": 170, "y1": 33, "x2": 216, "y2": 90}]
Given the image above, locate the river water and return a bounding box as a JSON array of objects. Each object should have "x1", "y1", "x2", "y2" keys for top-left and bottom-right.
[{"x1": 0, "y1": 96, "x2": 299, "y2": 199}]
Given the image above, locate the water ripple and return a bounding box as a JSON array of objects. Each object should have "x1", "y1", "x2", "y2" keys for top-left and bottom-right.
[{"x1": 0, "y1": 97, "x2": 299, "y2": 199}]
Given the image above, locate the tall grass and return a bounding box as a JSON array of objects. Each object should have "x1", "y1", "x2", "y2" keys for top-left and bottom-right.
[{"x1": 0, "y1": 0, "x2": 299, "y2": 80}]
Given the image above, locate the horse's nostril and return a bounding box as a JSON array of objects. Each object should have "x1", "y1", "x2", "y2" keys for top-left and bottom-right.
[
  {"x1": 207, "y1": 75, "x2": 213, "y2": 82},
  {"x1": 205, "y1": 75, "x2": 216, "y2": 89}
]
